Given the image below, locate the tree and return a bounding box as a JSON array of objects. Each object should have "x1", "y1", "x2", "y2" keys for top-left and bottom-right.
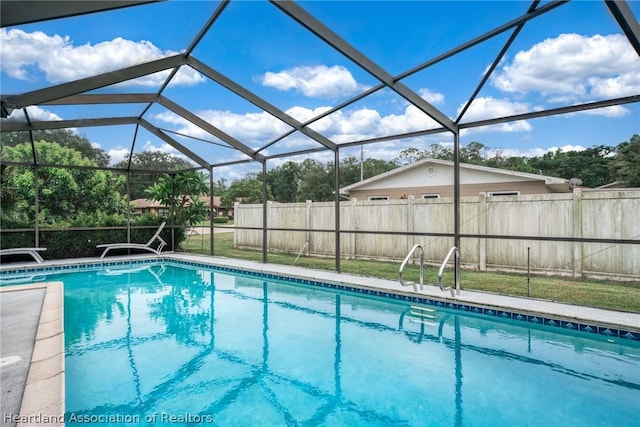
[
  {"x1": 460, "y1": 141, "x2": 487, "y2": 165},
  {"x1": 1, "y1": 141, "x2": 127, "y2": 225},
  {"x1": 114, "y1": 151, "x2": 196, "y2": 199},
  {"x1": 0, "y1": 164, "x2": 16, "y2": 206},
  {"x1": 395, "y1": 147, "x2": 426, "y2": 165},
  {"x1": 297, "y1": 159, "x2": 334, "y2": 201},
  {"x1": 221, "y1": 175, "x2": 269, "y2": 206},
  {"x1": 338, "y1": 156, "x2": 361, "y2": 188},
  {"x1": 611, "y1": 134, "x2": 640, "y2": 187},
  {"x1": 267, "y1": 161, "x2": 301, "y2": 203},
  {"x1": 394, "y1": 144, "x2": 453, "y2": 165},
  {"x1": 144, "y1": 171, "x2": 210, "y2": 225},
  {"x1": 213, "y1": 178, "x2": 227, "y2": 196},
  {"x1": 212, "y1": 177, "x2": 232, "y2": 213},
  {"x1": 528, "y1": 145, "x2": 614, "y2": 188},
  {"x1": 427, "y1": 143, "x2": 454, "y2": 161},
  {"x1": 1, "y1": 129, "x2": 110, "y2": 166},
  {"x1": 361, "y1": 158, "x2": 397, "y2": 181},
  {"x1": 338, "y1": 156, "x2": 397, "y2": 187},
  {"x1": 115, "y1": 150, "x2": 195, "y2": 171},
  {"x1": 484, "y1": 150, "x2": 537, "y2": 173}
]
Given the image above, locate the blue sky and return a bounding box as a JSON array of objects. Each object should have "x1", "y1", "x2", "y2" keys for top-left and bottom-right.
[{"x1": 1, "y1": 0, "x2": 639, "y2": 181}]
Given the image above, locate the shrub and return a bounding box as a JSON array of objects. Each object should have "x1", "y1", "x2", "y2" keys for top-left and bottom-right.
[
  {"x1": 213, "y1": 216, "x2": 229, "y2": 224},
  {"x1": 2, "y1": 215, "x2": 185, "y2": 259}
]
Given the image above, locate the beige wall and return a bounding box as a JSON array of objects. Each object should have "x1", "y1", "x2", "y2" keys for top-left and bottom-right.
[
  {"x1": 347, "y1": 180, "x2": 551, "y2": 200},
  {"x1": 134, "y1": 207, "x2": 160, "y2": 216}
]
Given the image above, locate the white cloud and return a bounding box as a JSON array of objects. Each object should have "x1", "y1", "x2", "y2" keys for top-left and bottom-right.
[
  {"x1": 485, "y1": 144, "x2": 587, "y2": 159},
  {"x1": 140, "y1": 140, "x2": 195, "y2": 164},
  {"x1": 379, "y1": 105, "x2": 442, "y2": 135},
  {"x1": 259, "y1": 65, "x2": 367, "y2": 99},
  {"x1": 3, "y1": 105, "x2": 83, "y2": 134},
  {"x1": 107, "y1": 140, "x2": 196, "y2": 166},
  {"x1": 588, "y1": 70, "x2": 640, "y2": 99},
  {"x1": 200, "y1": 110, "x2": 290, "y2": 143},
  {"x1": 418, "y1": 88, "x2": 445, "y2": 105},
  {"x1": 299, "y1": 104, "x2": 442, "y2": 143},
  {"x1": 569, "y1": 105, "x2": 629, "y2": 118},
  {"x1": 458, "y1": 97, "x2": 533, "y2": 133},
  {"x1": 491, "y1": 33, "x2": 639, "y2": 102},
  {"x1": 107, "y1": 148, "x2": 131, "y2": 165},
  {"x1": 141, "y1": 140, "x2": 180, "y2": 155},
  {"x1": 547, "y1": 144, "x2": 586, "y2": 153},
  {"x1": 154, "y1": 96, "x2": 451, "y2": 150},
  {"x1": 4, "y1": 105, "x2": 63, "y2": 122},
  {"x1": 305, "y1": 107, "x2": 382, "y2": 142},
  {"x1": 0, "y1": 29, "x2": 203, "y2": 87},
  {"x1": 285, "y1": 105, "x2": 333, "y2": 123},
  {"x1": 153, "y1": 109, "x2": 290, "y2": 147}
]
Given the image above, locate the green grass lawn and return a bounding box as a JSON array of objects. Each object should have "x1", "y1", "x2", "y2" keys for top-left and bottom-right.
[
  {"x1": 181, "y1": 232, "x2": 640, "y2": 313},
  {"x1": 194, "y1": 220, "x2": 234, "y2": 226}
]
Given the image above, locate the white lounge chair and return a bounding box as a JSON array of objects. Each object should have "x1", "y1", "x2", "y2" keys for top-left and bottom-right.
[
  {"x1": 0, "y1": 247, "x2": 47, "y2": 263},
  {"x1": 97, "y1": 222, "x2": 167, "y2": 259}
]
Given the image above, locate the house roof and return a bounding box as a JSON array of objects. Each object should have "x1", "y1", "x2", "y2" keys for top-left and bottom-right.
[
  {"x1": 131, "y1": 198, "x2": 164, "y2": 209},
  {"x1": 340, "y1": 158, "x2": 572, "y2": 194},
  {"x1": 596, "y1": 181, "x2": 625, "y2": 189},
  {"x1": 132, "y1": 196, "x2": 222, "y2": 209},
  {"x1": 198, "y1": 195, "x2": 222, "y2": 209}
]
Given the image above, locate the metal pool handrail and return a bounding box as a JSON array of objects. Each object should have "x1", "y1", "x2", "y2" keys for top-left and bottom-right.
[
  {"x1": 438, "y1": 246, "x2": 460, "y2": 297},
  {"x1": 399, "y1": 244, "x2": 424, "y2": 292}
]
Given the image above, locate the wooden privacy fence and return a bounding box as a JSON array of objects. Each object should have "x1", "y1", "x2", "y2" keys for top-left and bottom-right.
[{"x1": 234, "y1": 189, "x2": 640, "y2": 281}]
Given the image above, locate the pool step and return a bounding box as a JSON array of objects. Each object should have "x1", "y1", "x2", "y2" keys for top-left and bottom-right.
[{"x1": 408, "y1": 305, "x2": 437, "y2": 324}]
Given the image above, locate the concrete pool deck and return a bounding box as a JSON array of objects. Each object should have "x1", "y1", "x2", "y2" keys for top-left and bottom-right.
[
  {"x1": 0, "y1": 253, "x2": 638, "y2": 425},
  {"x1": 0, "y1": 282, "x2": 65, "y2": 427}
]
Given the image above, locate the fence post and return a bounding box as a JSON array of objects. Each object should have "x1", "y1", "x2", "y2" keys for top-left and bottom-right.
[
  {"x1": 478, "y1": 192, "x2": 487, "y2": 271},
  {"x1": 34, "y1": 165, "x2": 40, "y2": 248},
  {"x1": 572, "y1": 188, "x2": 583, "y2": 278},
  {"x1": 306, "y1": 200, "x2": 312, "y2": 256},
  {"x1": 349, "y1": 199, "x2": 357, "y2": 259},
  {"x1": 407, "y1": 196, "x2": 414, "y2": 258},
  {"x1": 233, "y1": 202, "x2": 239, "y2": 249}
]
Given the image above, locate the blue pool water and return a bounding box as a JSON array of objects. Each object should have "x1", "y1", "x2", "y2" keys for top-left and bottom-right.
[{"x1": 5, "y1": 261, "x2": 640, "y2": 426}]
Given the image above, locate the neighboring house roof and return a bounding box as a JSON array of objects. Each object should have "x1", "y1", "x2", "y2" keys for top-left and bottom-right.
[
  {"x1": 132, "y1": 196, "x2": 222, "y2": 209},
  {"x1": 340, "y1": 158, "x2": 572, "y2": 194},
  {"x1": 198, "y1": 195, "x2": 222, "y2": 209},
  {"x1": 596, "y1": 182, "x2": 625, "y2": 189},
  {"x1": 131, "y1": 198, "x2": 164, "y2": 209}
]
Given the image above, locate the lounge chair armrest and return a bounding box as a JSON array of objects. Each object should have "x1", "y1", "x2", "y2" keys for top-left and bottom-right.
[{"x1": 156, "y1": 236, "x2": 167, "y2": 253}]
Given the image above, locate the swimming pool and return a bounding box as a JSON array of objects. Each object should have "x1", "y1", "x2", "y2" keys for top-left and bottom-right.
[{"x1": 13, "y1": 260, "x2": 638, "y2": 426}]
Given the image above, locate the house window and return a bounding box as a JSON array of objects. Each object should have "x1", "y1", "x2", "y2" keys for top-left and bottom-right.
[
  {"x1": 488, "y1": 191, "x2": 520, "y2": 196},
  {"x1": 368, "y1": 196, "x2": 389, "y2": 201},
  {"x1": 141, "y1": 208, "x2": 150, "y2": 214},
  {"x1": 158, "y1": 208, "x2": 170, "y2": 216},
  {"x1": 421, "y1": 193, "x2": 440, "y2": 199}
]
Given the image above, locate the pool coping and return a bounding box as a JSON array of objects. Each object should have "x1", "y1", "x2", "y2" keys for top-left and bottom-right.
[
  {"x1": 1, "y1": 253, "x2": 639, "y2": 340},
  {"x1": 0, "y1": 282, "x2": 65, "y2": 427}
]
